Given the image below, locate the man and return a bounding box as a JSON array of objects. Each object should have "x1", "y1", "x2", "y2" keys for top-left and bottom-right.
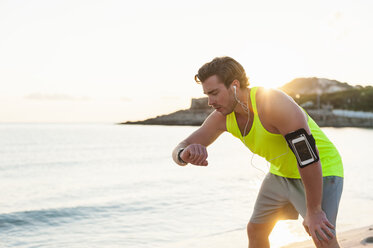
[{"x1": 172, "y1": 56, "x2": 344, "y2": 248}]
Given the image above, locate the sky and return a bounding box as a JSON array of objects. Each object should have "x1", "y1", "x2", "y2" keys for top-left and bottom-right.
[{"x1": 1, "y1": 0, "x2": 372, "y2": 123}]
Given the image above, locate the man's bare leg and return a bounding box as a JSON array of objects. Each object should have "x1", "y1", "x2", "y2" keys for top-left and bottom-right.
[
  {"x1": 315, "y1": 235, "x2": 340, "y2": 248},
  {"x1": 247, "y1": 221, "x2": 276, "y2": 248}
]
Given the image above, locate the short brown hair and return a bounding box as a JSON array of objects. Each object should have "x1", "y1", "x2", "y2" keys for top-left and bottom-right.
[{"x1": 194, "y1": 56, "x2": 249, "y2": 88}]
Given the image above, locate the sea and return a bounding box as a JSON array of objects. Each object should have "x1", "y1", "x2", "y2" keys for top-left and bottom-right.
[{"x1": 0, "y1": 124, "x2": 372, "y2": 248}]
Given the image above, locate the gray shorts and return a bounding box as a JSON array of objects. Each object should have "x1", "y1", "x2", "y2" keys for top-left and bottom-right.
[{"x1": 250, "y1": 173, "x2": 343, "y2": 233}]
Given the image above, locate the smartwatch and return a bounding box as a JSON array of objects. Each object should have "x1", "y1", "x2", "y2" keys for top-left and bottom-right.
[{"x1": 177, "y1": 148, "x2": 187, "y2": 165}]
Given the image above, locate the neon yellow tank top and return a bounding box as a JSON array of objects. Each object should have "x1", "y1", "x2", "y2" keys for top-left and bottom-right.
[{"x1": 226, "y1": 87, "x2": 344, "y2": 179}]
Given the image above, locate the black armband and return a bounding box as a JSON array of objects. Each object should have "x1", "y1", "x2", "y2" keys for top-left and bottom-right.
[{"x1": 285, "y1": 128, "x2": 319, "y2": 168}]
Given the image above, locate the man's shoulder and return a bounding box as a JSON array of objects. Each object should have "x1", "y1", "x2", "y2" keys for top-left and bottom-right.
[
  {"x1": 256, "y1": 86, "x2": 309, "y2": 134},
  {"x1": 256, "y1": 87, "x2": 292, "y2": 112},
  {"x1": 255, "y1": 87, "x2": 302, "y2": 131},
  {"x1": 256, "y1": 87, "x2": 290, "y2": 102}
]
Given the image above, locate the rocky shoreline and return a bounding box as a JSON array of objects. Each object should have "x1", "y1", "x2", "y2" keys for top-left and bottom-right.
[
  {"x1": 307, "y1": 109, "x2": 373, "y2": 128},
  {"x1": 122, "y1": 98, "x2": 213, "y2": 126},
  {"x1": 121, "y1": 98, "x2": 373, "y2": 128}
]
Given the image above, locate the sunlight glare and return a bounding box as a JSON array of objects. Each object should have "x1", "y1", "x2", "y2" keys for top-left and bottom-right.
[{"x1": 269, "y1": 220, "x2": 310, "y2": 247}]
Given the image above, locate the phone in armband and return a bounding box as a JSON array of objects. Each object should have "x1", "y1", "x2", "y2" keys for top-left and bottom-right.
[{"x1": 285, "y1": 128, "x2": 319, "y2": 168}]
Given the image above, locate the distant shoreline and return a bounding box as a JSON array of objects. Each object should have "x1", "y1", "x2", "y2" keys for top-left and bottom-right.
[{"x1": 119, "y1": 102, "x2": 373, "y2": 128}]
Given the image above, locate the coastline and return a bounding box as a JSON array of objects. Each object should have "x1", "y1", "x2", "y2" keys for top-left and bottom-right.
[
  {"x1": 283, "y1": 225, "x2": 373, "y2": 248},
  {"x1": 120, "y1": 98, "x2": 373, "y2": 128}
]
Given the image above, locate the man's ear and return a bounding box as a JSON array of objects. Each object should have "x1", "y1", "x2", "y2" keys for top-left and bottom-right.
[{"x1": 231, "y1": 79, "x2": 240, "y2": 90}]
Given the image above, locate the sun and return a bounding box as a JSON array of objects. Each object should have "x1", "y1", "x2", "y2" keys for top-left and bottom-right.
[{"x1": 240, "y1": 43, "x2": 309, "y2": 90}]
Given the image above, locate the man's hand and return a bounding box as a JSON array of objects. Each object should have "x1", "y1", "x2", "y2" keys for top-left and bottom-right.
[
  {"x1": 180, "y1": 144, "x2": 208, "y2": 166},
  {"x1": 303, "y1": 209, "x2": 335, "y2": 247}
]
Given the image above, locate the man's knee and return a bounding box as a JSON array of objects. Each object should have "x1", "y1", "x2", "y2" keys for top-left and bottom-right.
[
  {"x1": 328, "y1": 237, "x2": 340, "y2": 248},
  {"x1": 319, "y1": 235, "x2": 340, "y2": 248},
  {"x1": 246, "y1": 222, "x2": 274, "y2": 240},
  {"x1": 247, "y1": 222, "x2": 255, "y2": 238}
]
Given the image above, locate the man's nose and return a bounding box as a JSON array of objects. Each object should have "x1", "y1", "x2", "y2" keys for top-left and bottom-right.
[{"x1": 208, "y1": 96, "x2": 215, "y2": 106}]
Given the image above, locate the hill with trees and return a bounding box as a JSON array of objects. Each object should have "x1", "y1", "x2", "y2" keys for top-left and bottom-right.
[{"x1": 280, "y1": 77, "x2": 373, "y2": 112}]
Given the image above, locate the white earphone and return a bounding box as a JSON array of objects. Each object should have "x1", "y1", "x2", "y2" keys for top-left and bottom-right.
[{"x1": 233, "y1": 85, "x2": 237, "y2": 96}]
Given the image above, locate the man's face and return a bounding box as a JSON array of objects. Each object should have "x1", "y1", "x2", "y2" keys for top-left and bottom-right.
[{"x1": 202, "y1": 75, "x2": 237, "y2": 116}]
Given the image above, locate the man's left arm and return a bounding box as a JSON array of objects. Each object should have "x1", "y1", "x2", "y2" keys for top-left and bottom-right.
[{"x1": 266, "y1": 90, "x2": 335, "y2": 246}]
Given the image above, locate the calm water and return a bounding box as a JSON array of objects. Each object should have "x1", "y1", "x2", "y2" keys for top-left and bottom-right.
[{"x1": 0, "y1": 124, "x2": 372, "y2": 248}]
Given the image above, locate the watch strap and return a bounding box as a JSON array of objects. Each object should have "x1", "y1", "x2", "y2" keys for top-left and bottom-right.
[{"x1": 177, "y1": 148, "x2": 187, "y2": 165}]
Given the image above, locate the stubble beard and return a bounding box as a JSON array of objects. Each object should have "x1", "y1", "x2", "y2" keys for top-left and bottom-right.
[{"x1": 221, "y1": 93, "x2": 238, "y2": 116}]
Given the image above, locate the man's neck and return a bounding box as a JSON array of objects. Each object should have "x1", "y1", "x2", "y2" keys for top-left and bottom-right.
[{"x1": 234, "y1": 88, "x2": 251, "y2": 116}]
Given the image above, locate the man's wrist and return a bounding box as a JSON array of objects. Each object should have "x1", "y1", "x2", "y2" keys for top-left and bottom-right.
[
  {"x1": 306, "y1": 205, "x2": 322, "y2": 214},
  {"x1": 177, "y1": 148, "x2": 187, "y2": 165}
]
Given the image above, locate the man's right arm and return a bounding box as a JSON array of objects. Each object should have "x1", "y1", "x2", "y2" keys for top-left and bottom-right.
[{"x1": 172, "y1": 111, "x2": 226, "y2": 166}]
